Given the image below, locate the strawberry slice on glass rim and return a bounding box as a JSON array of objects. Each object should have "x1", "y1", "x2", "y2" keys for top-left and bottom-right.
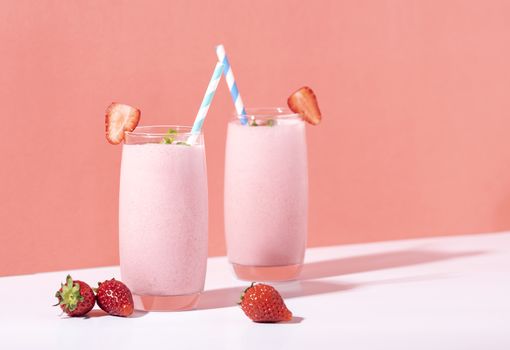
[
  {"x1": 105, "y1": 102, "x2": 141, "y2": 144},
  {"x1": 287, "y1": 86, "x2": 322, "y2": 125}
]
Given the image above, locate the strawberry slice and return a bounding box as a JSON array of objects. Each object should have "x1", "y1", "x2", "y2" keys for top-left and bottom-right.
[
  {"x1": 105, "y1": 103, "x2": 141, "y2": 144},
  {"x1": 287, "y1": 86, "x2": 321, "y2": 125}
]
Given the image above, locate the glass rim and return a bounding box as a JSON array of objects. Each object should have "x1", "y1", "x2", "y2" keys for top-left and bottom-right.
[
  {"x1": 125, "y1": 125, "x2": 199, "y2": 138},
  {"x1": 232, "y1": 107, "x2": 301, "y2": 120}
]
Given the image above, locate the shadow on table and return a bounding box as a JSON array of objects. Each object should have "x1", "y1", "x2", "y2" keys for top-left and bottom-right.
[
  {"x1": 197, "y1": 280, "x2": 356, "y2": 310},
  {"x1": 197, "y1": 248, "x2": 485, "y2": 310},
  {"x1": 82, "y1": 309, "x2": 148, "y2": 319},
  {"x1": 299, "y1": 249, "x2": 485, "y2": 280}
]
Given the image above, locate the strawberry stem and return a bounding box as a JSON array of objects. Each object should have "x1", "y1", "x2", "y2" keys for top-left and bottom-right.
[
  {"x1": 56, "y1": 275, "x2": 83, "y2": 312},
  {"x1": 240, "y1": 282, "x2": 257, "y2": 302}
]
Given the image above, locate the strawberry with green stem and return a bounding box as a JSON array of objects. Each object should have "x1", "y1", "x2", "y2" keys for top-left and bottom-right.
[
  {"x1": 54, "y1": 275, "x2": 95, "y2": 317},
  {"x1": 240, "y1": 282, "x2": 293, "y2": 323}
]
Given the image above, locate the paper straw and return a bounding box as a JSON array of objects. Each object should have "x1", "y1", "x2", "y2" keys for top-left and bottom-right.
[
  {"x1": 215, "y1": 44, "x2": 248, "y2": 125},
  {"x1": 188, "y1": 62, "x2": 224, "y2": 144}
]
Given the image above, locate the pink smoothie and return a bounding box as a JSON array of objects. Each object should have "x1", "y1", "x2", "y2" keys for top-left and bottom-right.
[
  {"x1": 119, "y1": 142, "x2": 208, "y2": 296},
  {"x1": 224, "y1": 116, "x2": 308, "y2": 267}
]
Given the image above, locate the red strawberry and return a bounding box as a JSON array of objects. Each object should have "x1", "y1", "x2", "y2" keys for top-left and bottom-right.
[
  {"x1": 96, "y1": 278, "x2": 134, "y2": 317},
  {"x1": 55, "y1": 275, "x2": 95, "y2": 317},
  {"x1": 239, "y1": 283, "x2": 293, "y2": 323},
  {"x1": 105, "y1": 102, "x2": 141, "y2": 144},
  {"x1": 287, "y1": 86, "x2": 322, "y2": 125}
]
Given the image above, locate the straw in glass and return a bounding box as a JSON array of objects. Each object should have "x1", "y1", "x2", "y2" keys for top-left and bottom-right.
[
  {"x1": 215, "y1": 44, "x2": 248, "y2": 125},
  {"x1": 188, "y1": 62, "x2": 224, "y2": 144}
]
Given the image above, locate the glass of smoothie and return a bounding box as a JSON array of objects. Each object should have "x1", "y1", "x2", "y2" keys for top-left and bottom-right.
[
  {"x1": 224, "y1": 108, "x2": 308, "y2": 281},
  {"x1": 119, "y1": 125, "x2": 208, "y2": 311}
]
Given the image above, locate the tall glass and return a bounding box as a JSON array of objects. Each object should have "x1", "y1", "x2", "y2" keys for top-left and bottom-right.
[
  {"x1": 224, "y1": 108, "x2": 308, "y2": 281},
  {"x1": 119, "y1": 126, "x2": 208, "y2": 311}
]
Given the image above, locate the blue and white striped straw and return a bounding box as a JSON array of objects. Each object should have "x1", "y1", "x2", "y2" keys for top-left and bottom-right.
[
  {"x1": 215, "y1": 44, "x2": 248, "y2": 125},
  {"x1": 188, "y1": 62, "x2": 224, "y2": 144}
]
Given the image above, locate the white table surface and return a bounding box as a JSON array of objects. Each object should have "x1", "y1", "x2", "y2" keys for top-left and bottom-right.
[{"x1": 1, "y1": 232, "x2": 509, "y2": 350}]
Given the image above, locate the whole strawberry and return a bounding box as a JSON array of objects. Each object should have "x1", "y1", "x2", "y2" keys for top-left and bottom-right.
[
  {"x1": 240, "y1": 283, "x2": 293, "y2": 323},
  {"x1": 55, "y1": 275, "x2": 95, "y2": 317},
  {"x1": 96, "y1": 278, "x2": 134, "y2": 317}
]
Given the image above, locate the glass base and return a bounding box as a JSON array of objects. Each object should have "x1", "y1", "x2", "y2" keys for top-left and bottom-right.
[
  {"x1": 133, "y1": 292, "x2": 201, "y2": 311},
  {"x1": 232, "y1": 263, "x2": 303, "y2": 282}
]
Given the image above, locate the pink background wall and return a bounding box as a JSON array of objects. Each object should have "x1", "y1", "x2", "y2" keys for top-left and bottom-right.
[{"x1": 1, "y1": 1, "x2": 510, "y2": 276}]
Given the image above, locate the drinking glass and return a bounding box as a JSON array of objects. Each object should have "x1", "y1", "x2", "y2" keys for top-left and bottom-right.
[
  {"x1": 119, "y1": 126, "x2": 208, "y2": 311},
  {"x1": 224, "y1": 108, "x2": 308, "y2": 281}
]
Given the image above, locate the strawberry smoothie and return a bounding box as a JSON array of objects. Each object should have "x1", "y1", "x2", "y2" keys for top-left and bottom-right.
[
  {"x1": 119, "y1": 126, "x2": 208, "y2": 311},
  {"x1": 224, "y1": 110, "x2": 308, "y2": 281}
]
